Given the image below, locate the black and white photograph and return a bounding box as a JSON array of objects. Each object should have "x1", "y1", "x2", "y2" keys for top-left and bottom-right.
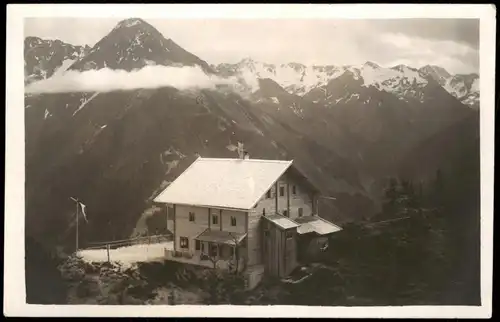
[{"x1": 4, "y1": 4, "x2": 495, "y2": 318}]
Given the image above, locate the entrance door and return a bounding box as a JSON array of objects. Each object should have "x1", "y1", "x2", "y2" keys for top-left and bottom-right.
[{"x1": 284, "y1": 230, "x2": 296, "y2": 275}]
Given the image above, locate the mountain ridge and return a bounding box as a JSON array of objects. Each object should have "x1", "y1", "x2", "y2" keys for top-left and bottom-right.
[{"x1": 24, "y1": 36, "x2": 91, "y2": 85}]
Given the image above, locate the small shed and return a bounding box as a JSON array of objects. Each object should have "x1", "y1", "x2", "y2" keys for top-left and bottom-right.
[
  {"x1": 295, "y1": 215, "x2": 342, "y2": 262},
  {"x1": 261, "y1": 214, "x2": 300, "y2": 278}
]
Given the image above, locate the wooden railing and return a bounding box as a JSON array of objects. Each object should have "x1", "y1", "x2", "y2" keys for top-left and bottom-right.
[{"x1": 84, "y1": 234, "x2": 173, "y2": 250}]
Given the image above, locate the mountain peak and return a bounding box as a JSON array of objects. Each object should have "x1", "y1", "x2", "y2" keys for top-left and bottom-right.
[
  {"x1": 419, "y1": 65, "x2": 451, "y2": 79},
  {"x1": 391, "y1": 64, "x2": 409, "y2": 72},
  {"x1": 114, "y1": 18, "x2": 151, "y2": 30},
  {"x1": 364, "y1": 61, "x2": 381, "y2": 69},
  {"x1": 66, "y1": 17, "x2": 213, "y2": 73}
]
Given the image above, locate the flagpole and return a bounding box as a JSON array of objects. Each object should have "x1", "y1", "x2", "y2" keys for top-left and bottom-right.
[{"x1": 76, "y1": 198, "x2": 79, "y2": 253}]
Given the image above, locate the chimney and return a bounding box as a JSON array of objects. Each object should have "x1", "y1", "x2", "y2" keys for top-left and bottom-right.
[
  {"x1": 237, "y1": 142, "x2": 244, "y2": 159},
  {"x1": 243, "y1": 151, "x2": 250, "y2": 160}
]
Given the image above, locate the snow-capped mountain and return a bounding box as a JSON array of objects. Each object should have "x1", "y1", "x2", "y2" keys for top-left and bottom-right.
[
  {"x1": 24, "y1": 36, "x2": 91, "y2": 84},
  {"x1": 418, "y1": 65, "x2": 452, "y2": 86},
  {"x1": 419, "y1": 65, "x2": 479, "y2": 109},
  {"x1": 215, "y1": 59, "x2": 479, "y2": 109},
  {"x1": 443, "y1": 74, "x2": 480, "y2": 109},
  {"x1": 67, "y1": 18, "x2": 214, "y2": 73},
  {"x1": 214, "y1": 58, "x2": 345, "y2": 96}
]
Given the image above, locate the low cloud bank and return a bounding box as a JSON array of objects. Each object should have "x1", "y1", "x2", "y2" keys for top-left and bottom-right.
[{"x1": 25, "y1": 65, "x2": 258, "y2": 94}]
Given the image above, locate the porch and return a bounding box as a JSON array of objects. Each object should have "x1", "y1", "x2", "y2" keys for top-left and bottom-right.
[{"x1": 164, "y1": 229, "x2": 247, "y2": 273}]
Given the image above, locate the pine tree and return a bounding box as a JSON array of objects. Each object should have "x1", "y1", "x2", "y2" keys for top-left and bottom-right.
[
  {"x1": 382, "y1": 177, "x2": 399, "y2": 217},
  {"x1": 393, "y1": 178, "x2": 417, "y2": 216}
]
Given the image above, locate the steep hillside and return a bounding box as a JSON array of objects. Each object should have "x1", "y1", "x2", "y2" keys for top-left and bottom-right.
[
  {"x1": 25, "y1": 87, "x2": 372, "y2": 249},
  {"x1": 300, "y1": 69, "x2": 471, "y2": 196},
  {"x1": 397, "y1": 111, "x2": 480, "y2": 183},
  {"x1": 24, "y1": 19, "x2": 372, "y2": 250}
]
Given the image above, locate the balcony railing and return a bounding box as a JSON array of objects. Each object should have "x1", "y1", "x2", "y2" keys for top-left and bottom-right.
[{"x1": 164, "y1": 248, "x2": 245, "y2": 271}]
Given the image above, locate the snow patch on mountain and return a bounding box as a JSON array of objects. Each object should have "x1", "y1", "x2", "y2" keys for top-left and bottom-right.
[
  {"x1": 73, "y1": 92, "x2": 99, "y2": 116},
  {"x1": 44, "y1": 108, "x2": 51, "y2": 120},
  {"x1": 114, "y1": 18, "x2": 144, "y2": 31},
  {"x1": 442, "y1": 74, "x2": 480, "y2": 108},
  {"x1": 52, "y1": 59, "x2": 76, "y2": 77},
  {"x1": 444, "y1": 79, "x2": 468, "y2": 98},
  {"x1": 470, "y1": 78, "x2": 479, "y2": 92}
]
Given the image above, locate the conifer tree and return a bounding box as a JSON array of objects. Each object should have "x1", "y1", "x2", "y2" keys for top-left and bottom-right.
[{"x1": 382, "y1": 177, "x2": 399, "y2": 217}]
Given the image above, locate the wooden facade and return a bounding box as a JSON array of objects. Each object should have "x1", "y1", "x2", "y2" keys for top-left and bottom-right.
[{"x1": 261, "y1": 218, "x2": 299, "y2": 277}]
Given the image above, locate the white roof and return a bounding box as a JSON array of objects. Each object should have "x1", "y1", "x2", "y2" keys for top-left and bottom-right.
[
  {"x1": 264, "y1": 214, "x2": 299, "y2": 230},
  {"x1": 296, "y1": 216, "x2": 342, "y2": 235},
  {"x1": 154, "y1": 157, "x2": 293, "y2": 210}
]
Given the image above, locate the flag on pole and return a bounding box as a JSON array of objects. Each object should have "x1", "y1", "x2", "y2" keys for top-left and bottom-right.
[{"x1": 79, "y1": 202, "x2": 88, "y2": 223}]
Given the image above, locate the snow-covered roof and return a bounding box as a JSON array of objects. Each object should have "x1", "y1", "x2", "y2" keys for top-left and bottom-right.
[
  {"x1": 263, "y1": 214, "x2": 300, "y2": 230},
  {"x1": 295, "y1": 216, "x2": 342, "y2": 235},
  {"x1": 154, "y1": 157, "x2": 293, "y2": 210}
]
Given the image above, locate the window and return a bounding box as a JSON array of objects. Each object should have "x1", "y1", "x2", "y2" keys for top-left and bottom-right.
[
  {"x1": 212, "y1": 214, "x2": 219, "y2": 225},
  {"x1": 262, "y1": 208, "x2": 266, "y2": 216},
  {"x1": 231, "y1": 216, "x2": 237, "y2": 226},
  {"x1": 264, "y1": 230, "x2": 270, "y2": 238},
  {"x1": 279, "y1": 186, "x2": 285, "y2": 197},
  {"x1": 286, "y1": 231, "x2": 294, "y2": 239},
  {"x1": 195, "y1": 240, "x2": 201, "y2": 251},
  {"x1": 283, "y1": 210, "x2": 288, "y2": 217},
  {"x1": 189, "y1": 212, "x2": 195, "y2": 222},
  {"x1": 266, "y1": 190, "x2": 272, "y2": 199},
  {"x1": 298, "y1": 207, "x2": 303, "y2": 217},
  {"x1": 180, "y1": 237, "x2": 189, "y2": 249},
  {"x1": 292, "y1": 185, "x2": 297, "y2": 195}
]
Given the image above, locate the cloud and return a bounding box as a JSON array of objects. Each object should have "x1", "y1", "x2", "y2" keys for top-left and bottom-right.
[
  {"x1": 362, "y1": 32, "x2": 479, "y2": 74},
  {"x1": 370, "y1": 19, "x2": 480, "y2": 49},
  {"x1": 25, "y1": 65, "x2": 258, "y2": 94}
]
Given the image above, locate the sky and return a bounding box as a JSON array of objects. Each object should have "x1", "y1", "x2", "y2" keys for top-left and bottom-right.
[{"x1": 24, "y1": 18, "x2": 480, "y2": 74}]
